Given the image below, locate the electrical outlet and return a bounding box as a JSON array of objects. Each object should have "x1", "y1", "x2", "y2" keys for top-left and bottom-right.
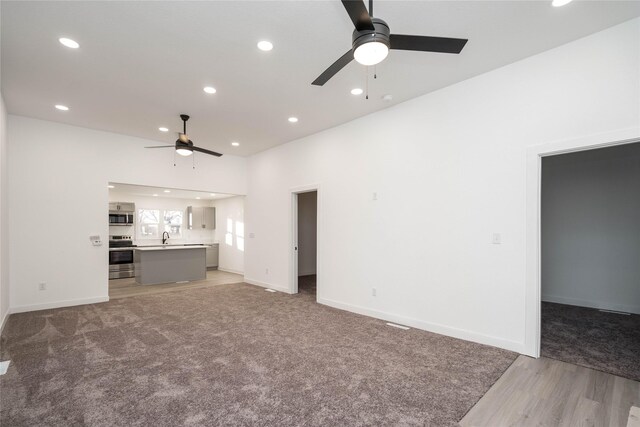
[
  {"x1": 38, "y1": 282, "x2": 46, "y2": 291},
  {"x1": 265, "y1": 268, "x2": 269, "y2": 275},
  {"x1": 372, "y1": 288, "x2": 377, "y2": 297},
  {"x1": 372, "y1": 192, "x2": 378, "y2": 201},
  {"x1": 492, "y1": 233, "x2": 502, "y2": 244}
]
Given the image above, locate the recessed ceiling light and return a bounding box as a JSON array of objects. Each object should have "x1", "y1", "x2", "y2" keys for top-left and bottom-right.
[
  {"x1": 59, "y1": 37, "x2": 79, "y2": 49},
  {"x1": 351, "y1": 88, "x2": 363, "y2": 96},
  {"x1": 108, "y1": 185, "x2": 115, "y2": 189},
  {"x1": 231, "y1": 142, "x2": 240, "y2": 147},
  {"x1": 164, "y1": 190, "x2": 171, "y2": 193},
  {"x1": 55, "y1": 104, "x2": 69, "y2": 111},
  {"x1": 382, "y1": 94, "x2": 393, "y2": 102},
  {"x1": 203, "y1": 86, "x2": 217, "y2": 94},
  {"x1": 257, "y1": 41, "x2": 273, "y2": 51},
  {"x1": 288, "y1": 117, "x2": 298, "y2": 123},
  {"x1": 552, "y1": 0, "x2": 573, "y2": 6},
  {"x1": 196, "y1": 197, "x2": 201, "y2": 200},
  {"x1": 153, "y1": 194, "x2": 158, "y2": 197},
  {"x1": 210, "y1": 193, "x2": 216, "y2": 197},
  {"x1": 158, "y1": 127, "x2": 169, "y2": 132}
]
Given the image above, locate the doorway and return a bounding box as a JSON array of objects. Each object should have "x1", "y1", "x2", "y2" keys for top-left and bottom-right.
[
  {"x1": 540, "y1": 142, "x2": 640, "y2": 381},
  {"x1": 292, "y1": 189, "x2": 318, "y2": 298},
  {"x1": 107, "y1": 182, "x2": 245, "y2": 298}
]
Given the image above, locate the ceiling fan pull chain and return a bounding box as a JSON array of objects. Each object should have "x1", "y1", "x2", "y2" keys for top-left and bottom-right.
[
  {"x1": 173, "y1": 150, "x2": 176, "y2": 167},
  {"x1": 193, "y1": 153, "x2": 195, "y2": 169},
  {"x1": 366, "y1": 66, "x2": 369, "y2": 100},
  {"x1": 374, "y1": 64, "x2": 377, "y2": 79}
]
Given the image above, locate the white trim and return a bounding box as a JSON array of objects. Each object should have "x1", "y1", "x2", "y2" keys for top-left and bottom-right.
[
  {"x1": 291, "y1": 191, "x2": 299, "y2": 294},
  {"x1": 525, "y1": 127, "x2": 640, "y2": 358},
  {"x1": 289, "y1": 185, "x2": 321, "y2": 298},
  {"x1": 386, "y1": 322, "x2": 410, "y2": 330},
  {"x1": 217, "y1": 267, "x2": 244, "y2": 276},
  {"x1": 318, "y1": 297, "x2": 524, "y2": 353},
  {"x1": 9, "y1": 296, "x2": 110, "y2": 314},
  {"x1": 0, "y1": 309, "x2": 11, "y2": 335},
  {"x1": 244, "y1": 278, "x2": 293, "y2": 294},
  {"x1": 542, "y1": 294, "x2": 640, "y2": 315}
]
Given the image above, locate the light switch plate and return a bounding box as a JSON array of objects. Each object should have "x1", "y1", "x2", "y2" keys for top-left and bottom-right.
[
  {"x1": 492, "y1": 233, "x2": 502, "y2": 244},
  {"x1": 89, "y1": 235, "x2": 102, "y2": 246}
]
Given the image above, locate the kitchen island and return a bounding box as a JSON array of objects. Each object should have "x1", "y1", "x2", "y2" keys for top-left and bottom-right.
[{"x1": 134, "y1": 246, "x2": 206, "y2": 285}]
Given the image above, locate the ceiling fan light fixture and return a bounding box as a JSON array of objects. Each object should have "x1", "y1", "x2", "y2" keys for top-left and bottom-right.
[
  {"x1": 354, "y1": 41, "x2": 389, "y2": 66},
  {"x1": 176, "y1": 147, "x2": 193, "y2": 156}
]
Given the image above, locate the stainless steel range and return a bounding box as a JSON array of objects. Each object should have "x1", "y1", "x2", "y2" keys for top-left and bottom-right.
[{"x1": 109, "y1": 235, "x2": 135, "y2": 279}]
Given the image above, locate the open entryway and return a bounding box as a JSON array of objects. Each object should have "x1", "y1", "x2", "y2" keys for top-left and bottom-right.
[
  {"x1": 540, "y1": 142, "x2": 640, "y2": 381},
  {"x1": 108, "y1": 182, "x2": 245, "y2": 299},
  {"x1": 291, "y1": 189, "x2": 318, "y2": 298}
]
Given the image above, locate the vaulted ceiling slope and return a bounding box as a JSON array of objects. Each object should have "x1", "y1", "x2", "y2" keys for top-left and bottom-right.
[{"x1": 2, "y1": 1, "x2": 639, "y2": 156}]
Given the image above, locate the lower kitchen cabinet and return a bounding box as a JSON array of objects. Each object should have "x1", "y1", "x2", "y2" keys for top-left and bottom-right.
[{"x1": 206, "y1": 244, "x2": 219, "y2": 269}]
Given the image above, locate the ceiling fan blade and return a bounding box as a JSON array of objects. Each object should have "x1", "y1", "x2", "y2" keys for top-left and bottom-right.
[
  {"x1": 145, "y1": 145, "x2": 174, "y2": 149},
  {"x1": 192, "y1": 146, "x2": 223, "y2": 157},
  {"x1": 312, "y1": 49, "x2": 354, "y2": 86},
  {"x1": 341, "y1": 0, "x2": 374, "y2": 31},
  {"x1": 390, "y1": 34, "x2": 468, "y2": 54}
]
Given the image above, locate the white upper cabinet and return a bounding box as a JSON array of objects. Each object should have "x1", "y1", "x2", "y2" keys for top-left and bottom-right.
[{"x1": 187, "y1": 206, "x2": 215, "y2": 230}]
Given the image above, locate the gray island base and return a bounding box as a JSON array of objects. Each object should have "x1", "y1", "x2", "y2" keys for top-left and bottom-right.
[{"x1": 134, "y1": 246, "x2": 206, "y2": 285}]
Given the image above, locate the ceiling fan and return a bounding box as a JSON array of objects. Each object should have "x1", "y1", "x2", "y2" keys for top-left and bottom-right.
[
  {"x1": 312, "y1": 0, "x2": 469, "y2": 86},
  {"x1": 145, "y1": 114, "x2": 223, "y2": 157}
]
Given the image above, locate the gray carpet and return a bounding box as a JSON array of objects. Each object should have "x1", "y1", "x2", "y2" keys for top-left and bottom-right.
[
  {"x1": 1, "y1": 282, "x2": 516, "y2": 426},
  {"x1": 541, "y1": 302, "x2": 640, "y2": 381}
]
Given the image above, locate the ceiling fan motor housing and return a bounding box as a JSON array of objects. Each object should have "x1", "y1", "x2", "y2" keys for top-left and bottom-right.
[{"x1": 352, "y1": 18, "x2": 390, "y2": 52}]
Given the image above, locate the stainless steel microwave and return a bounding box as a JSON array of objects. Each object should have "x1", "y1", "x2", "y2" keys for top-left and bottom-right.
[{"x1": 109, "y1": 212, "x2": 134, "y2": 225}]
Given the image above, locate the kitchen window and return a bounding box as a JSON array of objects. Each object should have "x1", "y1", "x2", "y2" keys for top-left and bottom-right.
[
  {"x1": 138, "y1": 208, "x2": 183, "y2": 239},
  {"x1": 138, "y1": 209, "x2": 160, "y2": 238},
  {"x1": 163, "y1": 210, "x2": 183, "y2": 237}
]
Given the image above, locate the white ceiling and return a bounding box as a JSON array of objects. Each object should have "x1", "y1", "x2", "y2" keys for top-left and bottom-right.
[
  {"x1": 2, "y1": 1, "x2": 639, "y2": 156},
  {"x1": 109, "y1": 183, "x2": 237, "y2": 201}
]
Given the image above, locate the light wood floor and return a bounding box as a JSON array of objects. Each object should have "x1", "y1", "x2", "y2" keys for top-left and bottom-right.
[
  {"x1": 460, "y1": 355, "x2": 640, "y2": 427},
  {"x1": 109, "y1": 270, "x2": 244, "y2": 299}
]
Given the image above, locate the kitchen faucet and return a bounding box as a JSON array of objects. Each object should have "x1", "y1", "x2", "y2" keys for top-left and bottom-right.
[{"x1": 162, "y1": 231, "x2": 170, "y2": 245}]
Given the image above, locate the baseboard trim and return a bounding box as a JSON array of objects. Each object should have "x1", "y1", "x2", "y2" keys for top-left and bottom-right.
[
  {"x1": 244, "y1": 278, "x2": 292, "y2": 294},
  {"x1": 542, "y1": 294, "x2": 640, "y2": 315},
  {"x1": 0, "y1": 309, "x2": 10, "y2": 336},
  {"x1": 10, "y1": 296, "x2": 110, "y2": 314},
  {"x1": 218, "y1": 268, "x2": 244, "y2": 276},
  {"x1": 317, "y1": 297, "x2": 525, "y2": 354}
]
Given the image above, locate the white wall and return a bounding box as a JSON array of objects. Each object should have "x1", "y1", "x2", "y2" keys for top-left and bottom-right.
[
  {"x1": 8, "y1": 116, "x2": 247, "y2": 312},
  {"x1": 245, "y1": 18, "x2": 640, "y2": 354},
  {"x1": 212, "y1": 196, "x2": 245, "y2": 275},
  {"x1": 0, "y1": 93, "x2": 9, "y2": 330},
  {"x1": 542, "y1": 143, "x2": 640, "y2": 314},
  {"x1": 297, "y1": 191, "x2": 317, "y2": 276},
  {"x1": 108, "y1": 191, "x2": 217, "y2": 245}
]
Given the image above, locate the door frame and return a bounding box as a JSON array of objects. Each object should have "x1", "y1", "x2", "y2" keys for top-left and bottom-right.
[
  {"x1": 524, "y1": 128, "x2": 639, "y2": 357},
  {"x1": 290, "y1": 185, "x2": 320, "y2": 297}
]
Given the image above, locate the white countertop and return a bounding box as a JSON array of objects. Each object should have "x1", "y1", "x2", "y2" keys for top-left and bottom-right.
[{"x1": 134, "y1": 246, "x2": 207, "y2": 252}]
